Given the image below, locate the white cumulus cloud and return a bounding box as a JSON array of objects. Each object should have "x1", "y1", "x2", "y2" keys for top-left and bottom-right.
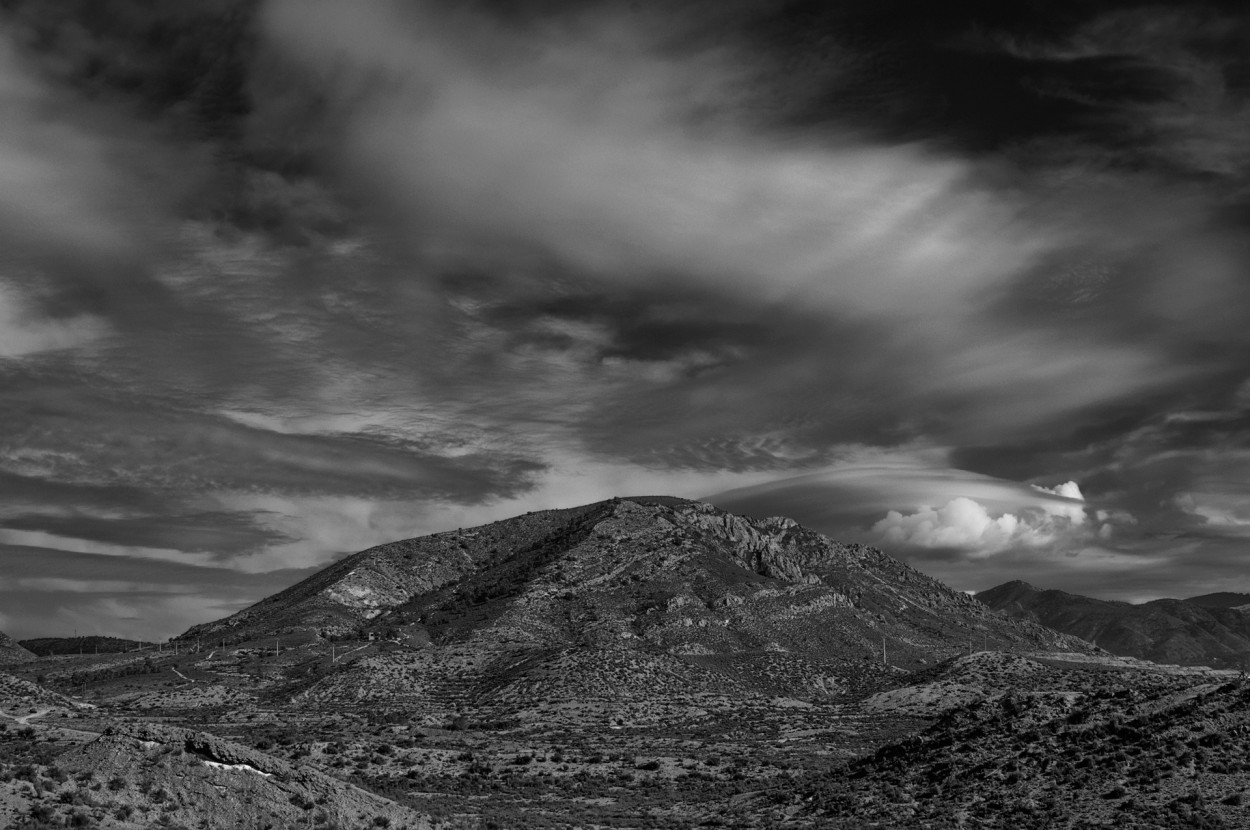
[
  {"x1": 1029, "y1": 480, "x2": 1087, "y2": 525},
  {"x1": 872, "y1": 485, "x2": 1094, "y2": 556}
]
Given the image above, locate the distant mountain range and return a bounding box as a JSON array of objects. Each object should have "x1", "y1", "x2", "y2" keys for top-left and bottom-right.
[
  {"x1": 176, "y1": 497, "x2": 1095, "y2": 708},
  {"x1": 976, "y1": 581, "x2": 1250, "y2": 667}
]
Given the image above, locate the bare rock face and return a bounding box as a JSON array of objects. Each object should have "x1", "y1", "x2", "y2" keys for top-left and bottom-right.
[{"x1": 685, "y1": 506, "x2": 820, "y2": 583}]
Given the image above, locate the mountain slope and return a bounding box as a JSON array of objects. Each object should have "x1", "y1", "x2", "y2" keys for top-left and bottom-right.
[
  {"x1": 19, "y1": 636, "x2": 153, "y2": 657},
  {"x1": 51, "y1": 723, "x2": 429, "y2": 830},
  {"x1": 977, "y1": 581, "x2": 1250, "y2": 667},
  {"x1": 182, "y1": 498, "x2": 1097, "y2": 713},
  {"x1": 791, "y1": 670, "x2": 1250, "y2": 828},
  {"x1": 1186, "y1": 592, "x2": 1250, "y2": 612},
  {"x1": 180, "y1": 501, "x2": 608, "y2": 645},
  {"x1": 0, "y1": 631, "x2": 35, "y2": 667}
]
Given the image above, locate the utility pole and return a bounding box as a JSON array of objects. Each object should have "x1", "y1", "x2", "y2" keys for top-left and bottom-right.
[{"x1": 881, "y1": 636, "x2": 886, "y2": 666}]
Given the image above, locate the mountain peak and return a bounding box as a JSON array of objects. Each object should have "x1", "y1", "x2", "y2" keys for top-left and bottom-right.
[{"x1": 180, "y1": 497, "x2": 1093, "y2": 669}]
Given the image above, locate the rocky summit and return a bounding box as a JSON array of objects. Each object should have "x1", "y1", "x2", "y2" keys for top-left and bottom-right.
[{"x1": 1, "y1": 498, "x2": 1245, "y2": 829}]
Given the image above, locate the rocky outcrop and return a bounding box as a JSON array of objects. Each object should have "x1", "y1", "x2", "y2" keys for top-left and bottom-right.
[{"x1": 684, "y1": 505, "x2": 823, "y2": 583}]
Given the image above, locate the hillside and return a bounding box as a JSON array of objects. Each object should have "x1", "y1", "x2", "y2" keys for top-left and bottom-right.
[
  {"x1": 977, "y1": 581, "x2": 1250, "y2": 668},
  {"x1": 182, "y1": 497, "x2": 1096, "y2": 664},
  {"x1": 167, "y1": 498, "x2": 1106, "y2": 729},
  {"x1": 0, "y1": 631, "x2": 35, "y2": 667},
  {"x1": 20, "y1": 636, "x2": 154, "y2": 657},
  {"x1": 788, "y1": 663, "x2": 1250, "y2": 828},
  {"x1": 179, "y1": 501, "x2": 608, "y2": 645},
  {"x1": 0, "y1": 499, "x2": 1239, "y2": 829},
  {"x1": 1186, "y1": 592, "x2": 1250, "y2": 612}
]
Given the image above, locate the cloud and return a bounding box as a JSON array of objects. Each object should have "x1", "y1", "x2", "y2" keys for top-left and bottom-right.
[
  {"x1": 252, "y1": 0, "x2": 1248, "y2": 469},
  {"x1": 262, "y1": 1, "x2": 1046, "y2": 314},
  {"x1": 0, "y1": 529, "x2": 219, "y2": 569},
  {"x1": 0, "y1": 543, "x2": 317, "y2": 639},
  {"x1": 1029, "y1": 481, "x2": 1087, "y2": 525},
  {"x1": 0, "y1": 510, "x2": 292, "y2": 556},
  {"x1": 0, "y1": 283, "x2": 108, "y2": 358},
  {"x1": 872, "y1": 496, "x2": 1086, "y2": 555}
]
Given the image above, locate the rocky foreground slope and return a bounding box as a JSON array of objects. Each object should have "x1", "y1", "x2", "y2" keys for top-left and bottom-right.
[
  {"x1": 0, "y1": 630, "x2": 34, "y2": 667},
  {"x1": 784, "y1": 656, "x2": 1250, "y2": 828},
  {"x1": 978, "y1": 580, "x2": 1250, "y2": 668}
]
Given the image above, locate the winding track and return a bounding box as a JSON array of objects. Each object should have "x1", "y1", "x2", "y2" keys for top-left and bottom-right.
[{"x1": 0, "y1": 707, "x2": 51, "y2": 724}]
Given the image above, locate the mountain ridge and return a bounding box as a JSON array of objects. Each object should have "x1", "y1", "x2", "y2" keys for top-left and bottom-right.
[
  {"x1": 181, "y1": 497, "x2": 1098, "y2": 674},
  {"x1": 977, "y1": 580, "x2": 1250, "y2": 667}
]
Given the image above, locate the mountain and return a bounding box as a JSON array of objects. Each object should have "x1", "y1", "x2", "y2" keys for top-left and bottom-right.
[
  {"x1": 180, "y1": 497, "x2": 1096, "y2": 711},
  {"x1": 789, "y1": 661, "x2": 1250, "y2": 828},
  {"x1": 7, "y1": 499, "x2": 1241, "y2": 830},
  {"x1": 20, "y1": 636, "x2": 154, "y2": 657},
  {"x1": 0, "y1": 630, "x2": 35, "y2": 667},
  {"x1": 1185, "y1": 592, "x2": 1250, "y2": 612},
  {"x1": 977, "y1": 581, "x2": 1250, "y2": 667},
  {"x1": 6, "y1": 722, "x2": 428, "y2": 830}
]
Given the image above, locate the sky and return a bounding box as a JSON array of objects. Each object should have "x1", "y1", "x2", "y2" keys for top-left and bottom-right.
[{"x1": 2, "y1": 0, "x2": 1250, "y2": 640}]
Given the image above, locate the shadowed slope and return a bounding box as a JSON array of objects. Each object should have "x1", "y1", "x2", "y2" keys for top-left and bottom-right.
[{"x1": 978, "y1": 581, "x2": 1250, "y2": 668}]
